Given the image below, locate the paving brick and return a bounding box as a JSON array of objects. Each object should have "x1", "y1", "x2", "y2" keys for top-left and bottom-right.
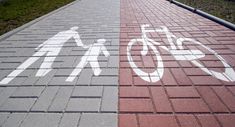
[
  {"x1": 179, "y1": 61, "x2": 193, "y2": 68},
  {"x1": 49, "y1": 87, "x2": 73, "y2": 111},
  {"x1": 119, "y1": 68, "x2": 133, "y2": 85},
  {"x1": 20, "y1": 113, "x2": 61, "y2": 127},
  {"x1": 2, "y1": 113, "x2": 27, "y2": 127},
  {"x1": 163, "y1": 61, "x2": 180, "y2": 68},
  {"x1": 0, "y1": 98, "x2": 36, "y2": 111},
  {"x1": 32, "y1": 86, "x2": 59, "y2": 111},
  {"x1": 0, "y1": 70, "x2": 12, "y2": 80},
  {"x1": 119, "y1": 114, "x2": 138, "y2": 127},
  {"x1": 138, "y1": 114, "x2": 179, "y2": 127},
  {"x1": 134, "y1": 75, "x2": 163, "y2": 86},
  {"x1": 100, "y1": 68, "x2": 118, "y2": 76},
  {"x1": 0, "y1": 87, "x2": 17, "y2": 106},
  {"x1": 120, "y1": 86, "x2": 150, "y2": 98},
  {"x1": 166, "y1": 86, "x2": 200, "y2": 98},
  {"x1": 197, "y1": 86, "x2": 228, "y2": 112},
  {"x1": 72, "y1": 86, "x2": 103, "y2": 97},
  {"x1": 108, "y1": 56, "x2": 119, "y2": 67},
  {"x1": 177, "y1": 115, "x2": 200, "y2": 127},
  {"x1": 150, "y1": 87, "x2": 173, "y2": 112},
  {"x1": 216, "y1": 114, "x2": 235, "y2": 127},
  {"x1": 5, "y1": 77, "x2": 26, "y2": 86},
  {"x1": 101, "y1": 86, "x2": 118, "y2": 112},
  {"x1": 11, "y1": 86, "x2": 44, "y2": 98},
  {"x1": 0, "y1": 63, "x2": 19, "y2": 69},
  {"x1": 35, "y1": 69, "x2": 57, "y2": 85},
  {"x1": 212, "y1": 86, "x2": 235, "y2": 112},
  {"x1": 196, "y1": 115, "x2": 220, "y2": 127},
  {"x1": 76, "y1": 69, "x2": 93, "y2": 85},
  {"x1": 49, "y1": 76, "x2": 77, "y2": 85},
  {"x1": 120, "y1": 61, "x2": 136, "y2": 68},
  {"x1": 142, "y1": 55, "x2": 155, "y2": 68},
  {"x1": 22, "y1": 77, "x2": 40, "y2": 85},
  {"x1": 190, "y1": 76, "x2": 222, "y2": 85},
  {"x1": 54, "y1": 69, "x2": 75, "y2": 76},
  {"x1": 67, "y1": 98, "x2": 101, "y2": 112},
  {"x1": 91, "y1": 76, "x2": 118, "y2": 85},
  {"x1": 119, "y1": 99, "x2": 154, "y2": 113},
  {"x1": 79, "y1": 113, "x2": 117, "y2": 127},
  {"x1": 172, "y1": 99, "x2": 210, "y2": 113},
  {"x1": 170, "y1": 68, "x2": 192, "y2": 85},
  {"x1": 161, "y1": 68, "x2": 177, "y2": 85},
  {"x1": 60, "y1": 57, "x2": 77, "y2": 68},
  {"x1": 59, "y1": 113, "x2": 81, "y2": 127},
  {"x1": 183, "y1": 68, "x2": 209, "y2": 76},
  {"x1": 228, "y1": 86, "x2": 235, "y2": 95},
  {"x1": 0, "y1": 113, "x2": 10, "y2": 125}
]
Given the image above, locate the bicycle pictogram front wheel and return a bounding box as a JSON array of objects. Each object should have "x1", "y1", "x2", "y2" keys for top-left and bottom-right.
[{"x1": 127, "y1": 38, "x2": 164, "y2": 82}]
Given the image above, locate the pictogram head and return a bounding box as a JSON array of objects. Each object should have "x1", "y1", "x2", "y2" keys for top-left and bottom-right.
[
  {"x1": 70, "y1": 26, "x2": 79, "y2": 31},
  {"x1": 97, "y1": 39, "x2": 106, "y2": 44}
]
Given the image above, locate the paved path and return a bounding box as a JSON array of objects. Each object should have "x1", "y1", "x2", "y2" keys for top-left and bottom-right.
[
  {"x1": 0, "y1": 0, "x2": 119, "y2": 127},
  {"x1": 119, "y1": 0, "x2": 235, "y2": 127},
  {"x1": 0, "y1": 0, "x2": 235, "y2": 127}
]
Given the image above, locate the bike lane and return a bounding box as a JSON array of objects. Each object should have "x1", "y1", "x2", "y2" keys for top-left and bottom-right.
[
  {"x1": 119, "y1": 0, "x2": 235, "y2": 127},
  {"x1": 0, "y1": 0, "x2": 119, "y2": 127}
]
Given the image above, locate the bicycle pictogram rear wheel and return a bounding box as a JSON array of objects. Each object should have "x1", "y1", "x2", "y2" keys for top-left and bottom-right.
[{"x1": 176, "y1": 38, "x2": 235, "y2": 82}]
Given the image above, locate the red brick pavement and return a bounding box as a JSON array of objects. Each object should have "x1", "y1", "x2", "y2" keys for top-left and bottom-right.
[{"x1": 119, "y1": 0, "x2": 235, "y2": 127}]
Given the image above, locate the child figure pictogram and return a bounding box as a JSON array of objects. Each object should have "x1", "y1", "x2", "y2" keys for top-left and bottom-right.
[{"x1": 66, "y1": 39, "x2": 110, "y2": 82}]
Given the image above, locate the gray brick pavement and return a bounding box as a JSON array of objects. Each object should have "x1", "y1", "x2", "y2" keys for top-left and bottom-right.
[
  {"x1": 1, "y1": 113, "x2": 27, "y2": 127},
  {"x1": 0, "y1": 0, "x2": 120, "y2": 126}
]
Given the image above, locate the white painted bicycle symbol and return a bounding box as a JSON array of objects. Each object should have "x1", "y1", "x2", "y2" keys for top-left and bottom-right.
[{"x1": 127, "y1": 24, "x2": 235, "y2": 82}]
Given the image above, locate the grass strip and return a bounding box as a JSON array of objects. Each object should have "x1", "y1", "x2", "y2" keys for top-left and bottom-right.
[
  {"x1": 0, "y1": 0, "x2": 75, "y2": 35},
  {"x1": 176, "y1": 0, "x2": 235, "y2": 24}
]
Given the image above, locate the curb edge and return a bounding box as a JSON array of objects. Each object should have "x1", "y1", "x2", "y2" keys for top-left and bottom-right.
[{"x1": 168, "y1": 0, "x2": 235, "y2": 31}]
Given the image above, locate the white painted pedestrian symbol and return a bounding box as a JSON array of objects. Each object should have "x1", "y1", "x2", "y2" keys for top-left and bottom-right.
[
  {"x1": 127, "y1": 24, "x2": 235, "y2": 82},
  {"x1": 0, "y1": 26, "x2": 88, "y2": 84},
  {"x1": 66, "y1": 39, "x2": 110, "y2": 82}
]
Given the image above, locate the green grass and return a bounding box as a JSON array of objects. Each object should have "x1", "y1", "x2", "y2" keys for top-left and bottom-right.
[
  {"x1": 176, "y1": 0, "x2": 235, "y2": 24},
  {"x1": 0, "y1": 0, "x2": 75, "y2": 35}
]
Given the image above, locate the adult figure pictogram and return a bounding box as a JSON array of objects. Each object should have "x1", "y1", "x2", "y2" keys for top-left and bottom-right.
[{"x1": 0, "y1": 26, "x2": 87, "y2": 84}]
